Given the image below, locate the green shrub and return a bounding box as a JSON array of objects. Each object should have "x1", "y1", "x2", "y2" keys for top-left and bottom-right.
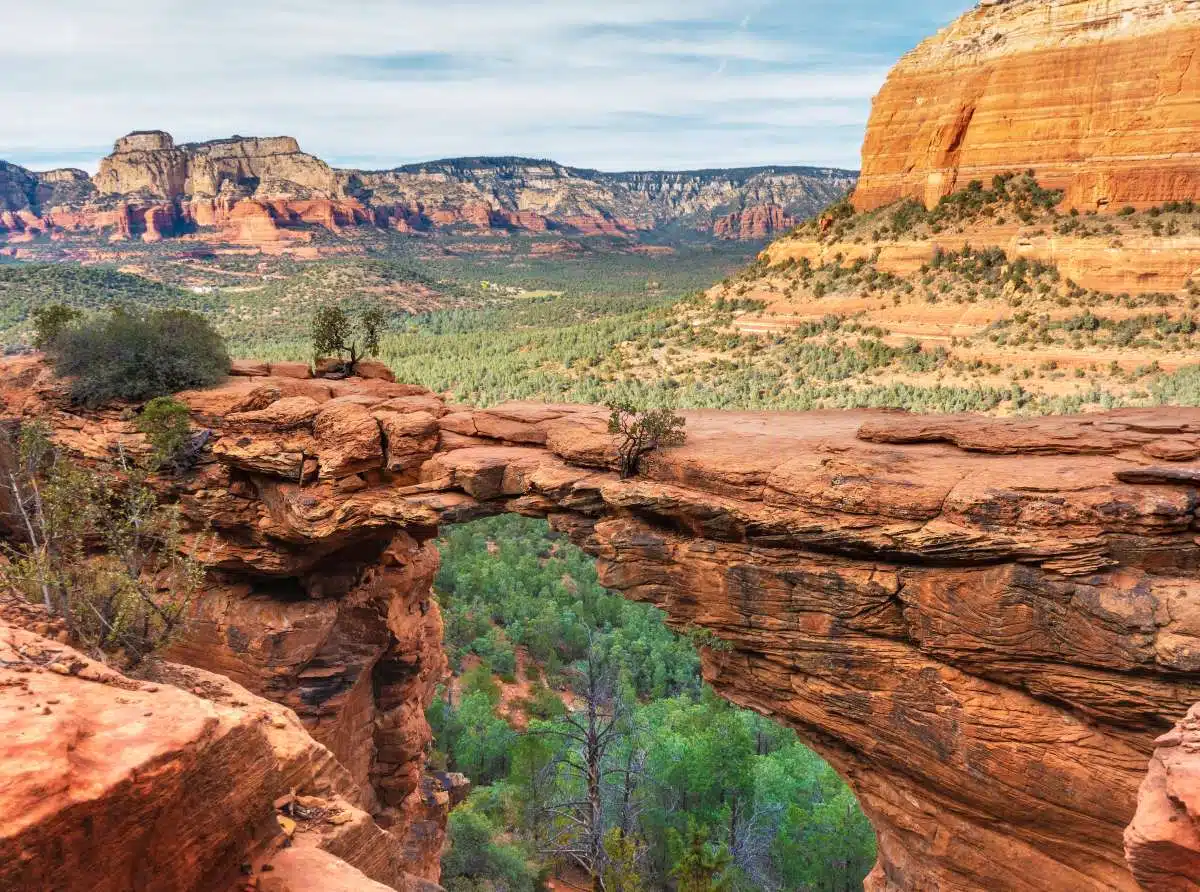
[
  {"x1": 50, "y1": 308, "x2": 229, "y2": 407},
  {"x1": 442, "y1": 805, "x2": 538, "y2": 892},
  {"x1": 136, "y1": 397, "x2": 194, "y2": 470},
  {"x1": 31, "y1": 303, "x2": 82, "y2": 350},
  {"x1": 0, "y1": 423, "x2": 202, "y2": 666},
  {"x1": 311, "y1": 303, "x2": 386, "y2": 373}
]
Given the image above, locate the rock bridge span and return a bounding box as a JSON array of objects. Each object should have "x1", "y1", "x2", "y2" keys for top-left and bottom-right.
[{"x1": 4, "y1": 356, "x2": 1200, "y2": 890}]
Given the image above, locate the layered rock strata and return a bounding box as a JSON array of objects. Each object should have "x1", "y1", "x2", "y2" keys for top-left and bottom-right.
[
  {"x1": 854, "y1": 0, "x2": 1200, "y2": 212},
  {"x1": 0, "y1": 612, "x2": 438, "y2": 892},
  {"x1": 0, "y1": 133, "x2": 854, "y2": 245},
  {"x1": 712, "y1": 203, "x2": 796, "y2": 240},
  {"x1": 5, "y1": 355, "x2": 1200, "y2": 890}
]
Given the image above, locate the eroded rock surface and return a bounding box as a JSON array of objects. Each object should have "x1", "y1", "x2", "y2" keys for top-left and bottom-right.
[
  {"x1": 0, "y1": 613, "x2": 431, "y2": 892},
  {"x1": 0, "y1": 133, "x2": 855, "y2": 245},
  {"x1": 1126, "y1": 704, "x2": 1200, "y2": 890},
  {"x1": 855, "y1": 0, "x2": 1200, "y2": 212},
  {"x1": 4, "y1": 356, "x2": 1200, "y2": 889}
]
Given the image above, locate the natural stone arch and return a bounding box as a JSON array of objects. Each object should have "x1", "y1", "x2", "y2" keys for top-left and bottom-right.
[{"x1": 4, "y1": 357, "x2": 1200, "y2": 890}]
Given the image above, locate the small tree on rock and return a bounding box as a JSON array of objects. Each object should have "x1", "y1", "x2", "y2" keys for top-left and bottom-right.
[
  {"x1": 311, "y1": 303, "x2": 387, "y2": 375},
  {"x1": 606, "y1": 401, "x2": 686, "y2": 479},
  {"x1": 136, "y1": 396, "x2": 197, "y2": 472}
]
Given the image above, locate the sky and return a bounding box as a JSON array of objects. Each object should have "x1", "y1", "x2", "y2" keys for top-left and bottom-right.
[{"x1": 1, "y1": 0, "x2": 971, "y2": 174}]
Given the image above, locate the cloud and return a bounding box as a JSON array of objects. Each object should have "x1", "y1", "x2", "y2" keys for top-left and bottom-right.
[{"x1": 0, "y1": 0, "x2": 972, "y2": 172}]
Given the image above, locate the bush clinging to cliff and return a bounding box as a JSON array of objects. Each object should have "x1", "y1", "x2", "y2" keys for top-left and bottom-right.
[
  {"x1": 607, "y1": 401, "x2": 687, "y2": 478},
  {"x1": 0, "y1": 423, "x2": 202, "y2": 666}
]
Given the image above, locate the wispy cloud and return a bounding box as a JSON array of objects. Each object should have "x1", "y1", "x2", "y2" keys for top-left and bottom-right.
[{"x1": 0, "y1": 0, "x2": 971, "y2": 172}]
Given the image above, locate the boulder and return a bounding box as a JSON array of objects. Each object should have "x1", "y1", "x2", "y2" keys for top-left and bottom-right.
[
  {"x1": 375, "y1": 410, "x2": 439, "y2": 473},
  {"x1": 354, "y1": 360, "x2": 396, "y2": 383},
  {"x1": 271, "y1": 361, "x2": 314, "y2": 380},
  {"x1": 231, "y1": 358, "x2": 272, "y2": 377},
  {"x1": 1125, "y1": 704, "x2": 1200, "y2": 890},
  {"x1": 314, "y1": 402, "x2": 384, "y2": 480}
]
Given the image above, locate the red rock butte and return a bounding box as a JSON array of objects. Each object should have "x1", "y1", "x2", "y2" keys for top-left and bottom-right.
[
  {"x1": 854, "y1": 0, "x2": 1200, "y2": 212},
  {"x1": 4, "y1": 355, "x2": 1200, "y2": 890}
]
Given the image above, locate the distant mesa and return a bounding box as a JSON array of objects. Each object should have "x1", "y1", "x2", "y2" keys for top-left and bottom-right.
[{"x1": 0, "y1": 130, "x2": 857, "y2": 248}]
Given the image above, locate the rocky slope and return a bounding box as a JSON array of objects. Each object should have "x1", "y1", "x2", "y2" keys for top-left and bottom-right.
[
  {"x1": 0, "y1": 132, "x2": 854, "y2": 246},
  {"x1": 0, "y1": 606, "x2": 442, "y2": 892},
  {"x1": 854, "y1": 0, "x2": 1200, "y2": 212},
  {"x1": 4, "y1": 355, "x2": 1200, "y2": 890}
]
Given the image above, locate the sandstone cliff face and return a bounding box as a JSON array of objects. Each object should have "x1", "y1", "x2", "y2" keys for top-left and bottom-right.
[
  {"x1": 712, "y1": 204, "x2": 795, "y2": 240},
  {"x1": 350, "y1": 159, "x2": 854, "y2": 236},
  {"x1": 0, "y1": 160, "x2": 40, "y2": 213},
  {"x1": 855, "y1": 0, "x2": 1200, "y2": 212},
  {"x1": 5, "y1": 355, "x2": 1200, "y2": 890},
  {"x1": 1125, "y1": 703, "x2": 1200, "y2": 889}
]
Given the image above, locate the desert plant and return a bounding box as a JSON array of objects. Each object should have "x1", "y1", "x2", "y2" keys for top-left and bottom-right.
[
  {"x1": 31, "y1": 303, "x2": 83, "y2": 350},
  {"x1": 606, "y1": 401, "x2": 686, "y2": 478},
  {"x1": 0, "y1": 422, "x2": 203, "y2": 666},
  {"x1": 49, "y1": 308, "x2": 229, "y2": 407},
  {"x1": 311, "y1": 303, "x2": 387, "y2": 374},
  {"x1": 136, "y1": 397, "x2": 196, "y2": 471}
]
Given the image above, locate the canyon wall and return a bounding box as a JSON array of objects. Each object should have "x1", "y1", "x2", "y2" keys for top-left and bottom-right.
[
  {"x1": 351, "y1": 160, "x2": 852, "y2": 236},
  {"x1": 0, "y1": 134, "x2": 855, "y2": 245},
  {"x1": 854, "y1": 0, "x2": 1200, "y2": 212},
  {"x1": 5, "y1": 355, "x2": 1200, "y2": 890}
]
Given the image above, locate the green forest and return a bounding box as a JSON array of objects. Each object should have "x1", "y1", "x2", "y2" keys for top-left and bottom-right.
[{"x1": 429, "y1": 516, "x2": 877, "y2": 892}]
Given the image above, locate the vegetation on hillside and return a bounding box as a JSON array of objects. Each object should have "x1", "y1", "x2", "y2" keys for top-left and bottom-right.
[
  {"x1": 9, "y1": 176, "x2": 1200, "y2": 416},
  {"x1": 430, "y1": 516, "x2": 876, "y2": 892}
]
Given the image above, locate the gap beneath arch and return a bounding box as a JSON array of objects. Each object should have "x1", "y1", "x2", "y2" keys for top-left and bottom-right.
[{"x1": 428, "y1": 514, "x2": 877, "y2": 892}]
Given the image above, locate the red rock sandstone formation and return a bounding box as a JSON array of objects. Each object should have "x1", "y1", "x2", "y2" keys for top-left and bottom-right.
[
  {"x1": 0, "y1": 133, "x2": 854, "y2": 247},
  {"x1": 1125, "y1": 704, "x2": 1200, "y2": 889},
  {"x1": 5, "y1": 355, "x2": 1200, "y2": 890},
  {"x1": 854, "y1": 0, "x2": 1200, "y2": 212},
  {"x1": 0, "y1": 611, "x2": 440, "y2": 892},
  {"x1": 712, "y1": 204, "x2": 796, "y2": 240}
]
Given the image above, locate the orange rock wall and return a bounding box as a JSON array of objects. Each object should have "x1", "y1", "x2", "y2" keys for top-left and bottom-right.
[
  {"x1": 0, "y1": 614, "x2": 434, "y2": 892},
  {"x1": 1125, "y1": 704, "x2": 1200, "y2": 889},
  {"x1": 713, "y1": 204, "x2": 796, "y2": 240},
  {"x1": 855, "y1": 0, "x2": 1200, "y2": 212}
]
